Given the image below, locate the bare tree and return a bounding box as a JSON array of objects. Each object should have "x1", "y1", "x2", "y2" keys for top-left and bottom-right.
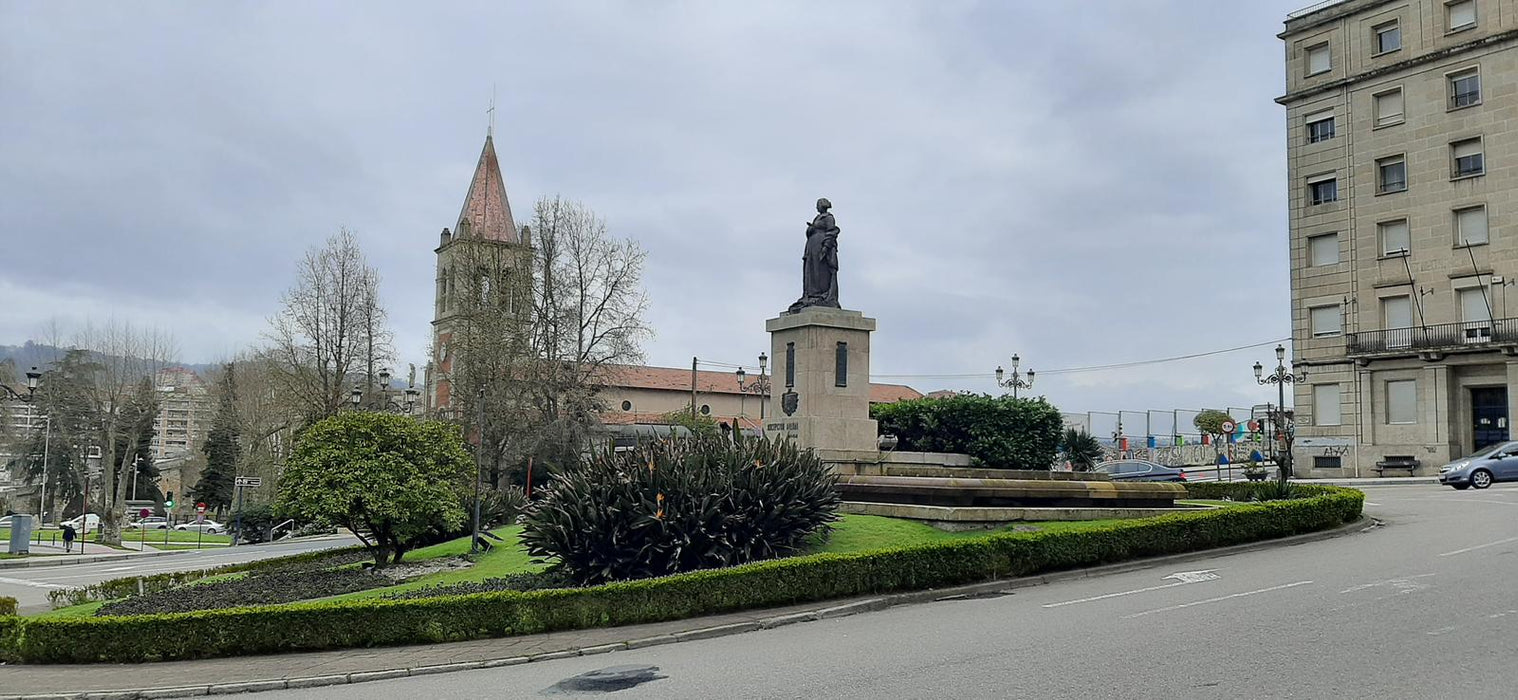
[
  {"x1": 73, "y1": 321, "x2": 177, "y2": 544},
  {"x1": 445, "y1": 196, "x2": 650, "y2": 482},
  {"x1": 265, "y1": 228, "x2": 393, "y2": 423}
]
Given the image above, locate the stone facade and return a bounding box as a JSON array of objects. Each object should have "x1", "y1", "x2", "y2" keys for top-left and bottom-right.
[
  {"x1": 1280, "y1": 0, "x2": 1518, "y2": 475},
  {"x1": 764, "y1": 308, "x2": 879, "y2": 453}
]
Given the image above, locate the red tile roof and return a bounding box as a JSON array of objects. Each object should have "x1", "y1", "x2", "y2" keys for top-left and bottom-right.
[
  {"x1": 455, "y1": 134, "x2": 518, "y2": 243},
  {"x1": 600, "y1": 364, "x2": 920, "y2": 403}
]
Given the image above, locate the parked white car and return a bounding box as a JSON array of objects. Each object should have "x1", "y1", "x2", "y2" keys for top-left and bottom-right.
[
  {"x1": 128, "y1": 516, "x2": 170, "y2": 530},
  {"x1": 175, "y1": 520, "x2": 225, "y2": 535},
  {"x1": 62, "y1": 513, "x2": 101, "y2": 531}
]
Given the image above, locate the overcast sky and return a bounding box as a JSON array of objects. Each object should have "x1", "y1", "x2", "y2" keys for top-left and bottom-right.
[{"x1": 0, "y1": 0, "x2": 1314, "y2": 416}]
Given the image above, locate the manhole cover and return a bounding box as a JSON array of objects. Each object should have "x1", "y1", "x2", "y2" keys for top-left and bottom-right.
[{"x1": 543, "y1": 665, "x2": 668, "y2": 695}]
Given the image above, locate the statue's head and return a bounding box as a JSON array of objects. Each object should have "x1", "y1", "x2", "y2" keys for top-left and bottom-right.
[{"x1": 816, "y1": 197, "x2": 831, "y2": 212}]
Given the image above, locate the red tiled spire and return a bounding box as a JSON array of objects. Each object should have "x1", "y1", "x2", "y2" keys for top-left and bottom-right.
[{"x1": 455, "y1": 134, "x2": 518, "y2": 243}]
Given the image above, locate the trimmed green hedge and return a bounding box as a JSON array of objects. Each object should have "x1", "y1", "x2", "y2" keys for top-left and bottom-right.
[{"x1": 3, "y1": 487, "x2": 1363, "y2": 664}]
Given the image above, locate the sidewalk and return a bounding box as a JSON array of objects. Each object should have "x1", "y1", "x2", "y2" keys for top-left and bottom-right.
[
  {"x1": 1295, "y1": 476, "x2": 1438, "y2": 486},
  {"x1": 0, "y1": 519, "x2": 1371, "y2": 700}
]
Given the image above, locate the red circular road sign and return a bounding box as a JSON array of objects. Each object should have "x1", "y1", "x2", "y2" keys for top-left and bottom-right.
[
  {"x1": 139, "y1": 508, "x2": 151, "y2": 518},
  {"x1": 196, "y1": 503, "x2": 207, "y2": 513},
  {"x1": 1221, "y1": 420, "x2": 1237, "y2": 434}
]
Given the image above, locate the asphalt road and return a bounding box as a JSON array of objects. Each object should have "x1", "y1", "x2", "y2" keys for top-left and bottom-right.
[
  {"x1": 0, "y1": 534, "x2": 358, "y2": 612},
  {"x1": 252, "y1": 483, "x2": 1518, "y2": 699}
]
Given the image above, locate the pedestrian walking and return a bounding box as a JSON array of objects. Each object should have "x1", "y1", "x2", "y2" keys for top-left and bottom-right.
[{"x1": 61, "y1": 523, "x2": 77, "y2": 553}]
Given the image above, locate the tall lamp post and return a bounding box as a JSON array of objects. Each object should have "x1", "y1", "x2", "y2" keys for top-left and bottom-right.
[
  {"x1": 1254, "y1": 344, "x2": 1307, "y2": 484},
  {"x1": 995, "y1": 354, "x2": 1035, "y2": 399},
  {"x1": 736, "y1": 352, "x2": 771, "y2": 422},
  {"x1": 2, "y1": 367, "x2": 49, "y2": 523}
]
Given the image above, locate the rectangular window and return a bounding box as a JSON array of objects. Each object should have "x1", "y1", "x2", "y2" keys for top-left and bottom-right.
[
  {"x1": 1308, "y1": 233, "x2": 1339, "y2": 266},
  {"x1": 1374, "y1": 21, "x2": 1401, "y2": 54},
  {"x1": 785, "y1": 342, "x2": 795, "y2": 388},
  {"x1": 1305, "y1": 112, "x2": 1335, "y2": 143},
  {"x1": 1450, "y1": 69, "x2": 1481, "y2": 109},
  {"x1": 1315, "y1": 384, "x2": 1341, "y2": 426},
  {"x1": 1447, "y1": 0, "x2": 1476, "y2": 31},
  {"x1": 835, "y1": 341, "x2": 848, "y2": 388},
  {"x1": 1387, "y1": 380, "x2": 1417, "y2": 424},
  {"x1": 1377, "y1": 156, "x2": 1407, "y2": 194},
  {"x1": 1314, "y1": 455, "x2": 1343, "y2": 469},
  {"x1": 1311, "y1": 305, "x2": 1342, "y2": 337},
  {"x1": 1455, "y1": 205, "x2": 1488, "y2": 246},
  {"x1": 1452, "y1": 138, "x2": 1484, "y2": 177},
  {"x1": 1307, "y1": 43, "x2": 1331, "y2": 75},
  {"x1": 1383, "y1": 295, "x2": 1413, "y2": 329},
  {"x1": 1379, "y1": 219, "x2": 1410, "y2": 256},
  {"x1": 1459, "y1": 287, "x2": 1491, "y2": 324},
  {"x1": 1308, "y1": 176, "x2": 1338, "y2": 205},
  {"x1": 1374, "y1": 89, "x2": 1404, "y2": 126}
]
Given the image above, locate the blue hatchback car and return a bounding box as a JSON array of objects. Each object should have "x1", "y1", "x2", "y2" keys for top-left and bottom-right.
[{"x1": 1439, "y1": 441, "x2": 1518, "y2": 490}]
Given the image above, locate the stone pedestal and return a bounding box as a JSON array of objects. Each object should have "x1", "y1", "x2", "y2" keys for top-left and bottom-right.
[{"x1": 764, "y1": 308, "x2": 877, "y2": 452}]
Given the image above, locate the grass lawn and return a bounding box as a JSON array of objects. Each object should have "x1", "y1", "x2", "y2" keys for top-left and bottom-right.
[
  {"x1": 318, "y1": 526, "x2": 539, "y2": 603},
  {"x1": 810, "y1": 514, "x2": 1138, "y2": 555}
]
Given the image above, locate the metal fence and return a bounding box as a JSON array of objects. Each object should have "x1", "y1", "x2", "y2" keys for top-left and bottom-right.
[{"x1": 1062, "y1": 406, "x2": 1286, "y2": 468}]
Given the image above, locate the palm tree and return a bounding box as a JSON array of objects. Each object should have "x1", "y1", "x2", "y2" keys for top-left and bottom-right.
[{"x1": 1060, "y1": 428, "x2": 1103, "y2": 471}]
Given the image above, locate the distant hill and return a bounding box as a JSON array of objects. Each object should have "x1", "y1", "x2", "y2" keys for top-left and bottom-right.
[{"x1": 0, "y1": 342, "x2": 219, "y2": 377}]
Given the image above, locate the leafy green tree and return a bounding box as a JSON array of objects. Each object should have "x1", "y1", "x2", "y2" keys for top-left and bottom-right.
[
  {"x1": 1192, "y1": 409, "x2": 1233, "y2": 439},
  {"x1": 658, "y1": 409, "x2": 720, "y2": 438},
  {"x1": 192, "y1": 364, "x2": 239, "y2": 515},
  {"x1": 871, "y1": 394, "x2": 1064, "y2": 469},
  {"x1": 1060, "y1": 428, "x2": 1104, "y2": 471},
  {"x1": 277, "y1": 411, "x2": 472, "y2": 566}
]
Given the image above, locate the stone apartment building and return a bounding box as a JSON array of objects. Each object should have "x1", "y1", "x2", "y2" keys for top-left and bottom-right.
[
  {"x1": 149, "y1": 367, "x2": 210, "y2": 460},
  {"x1": 1280, "y1": 0, "x2": 1518, "y2": 476}
]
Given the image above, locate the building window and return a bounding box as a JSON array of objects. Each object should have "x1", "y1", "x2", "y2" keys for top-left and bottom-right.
[
  {"x1": 1449, "y1": 68, "x2": 1481, "y2": 109},
  {"x1": 1306, "y1": 43, "x2": 1331, "y2": 76},
  {"x1": 1373, "y1": 21, "x2": 1401, "y2": 54},
  {"x1": 1373, "y1": 88, "x2": 1403, "y2": 127},
  {"x1": 1310, "y1": 305, "x2": 1342, "y2": 337},
  {"x1": 1314, "y1": 455, "x2": 1343, "y2": 469},
  {"x1": 1377, "y1": 156, "x2": 1407, "y2": 194},
  {"x1": 1387, "y1": 380, "x2": 1417, "y2": 424},
  {"x1": 699, "y1": 404, "x2": 711, "y2": 416},
  {"x1": 1383, "y1": 295, "x2": 1413, "y2": 329},
  {"x1": 1308, "y1": 233, "x2": 1339, "y2": 267},
  {"x1": 1305, "y1": 112, "x2": 1335, "y2": 143},
  {"x1": 620, "y1": 400, "x2": 632, "y2": 411},
  {"x1": 1379, "y1": 219, "x2": 1410, "y2": 256},
  {"x1": 1452, "y1": 138, "x2": 1484, "y2": 178},
  {"x1": 1308, "y1": 176, "x2": 1338, "y2": 205},
  {"x1": 1446, "y1": 0, "x2": 1476, "y2": 32},
  {"x1": 1455, "y1": 205, "x2": 1488, "y2": 246},
  {"x1": 1459, "y1": 286, "x2": 1492, "y2": 325},
  {"x1": 1314, "y1": 384, "x2": 1341, "y2": 426}
]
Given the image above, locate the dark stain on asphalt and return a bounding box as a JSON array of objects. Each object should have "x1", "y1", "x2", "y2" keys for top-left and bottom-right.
[{"x1": 543, "y1": 666, "x2": 668, "y2": 695}]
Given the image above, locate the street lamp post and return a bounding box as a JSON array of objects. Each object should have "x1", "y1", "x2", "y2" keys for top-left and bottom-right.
[
  {"x1": 351, "y1": 370, "x2": 421, "y2": 415},
  {"x1": 2, "y1": 367, "x2": 49, "y2": 523},
  {"x1": 995, "y1": 354, "x2": 1035, "y2": 399},
  {"x1": 1254, "y1": 344, "x2": 1307, "y2": 484},
  {"x1": 736, "y1": 352, "x2": 772, "y2": 423}
]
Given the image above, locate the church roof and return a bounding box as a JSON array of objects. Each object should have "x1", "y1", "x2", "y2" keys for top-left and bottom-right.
[{"x1": 455, "y1": 134, "x2": 518, "y2": 243}]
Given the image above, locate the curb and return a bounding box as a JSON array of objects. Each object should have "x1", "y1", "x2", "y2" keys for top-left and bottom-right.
[{"x1": 0, "y1": 516, "x2": 1374, "y2": 700}]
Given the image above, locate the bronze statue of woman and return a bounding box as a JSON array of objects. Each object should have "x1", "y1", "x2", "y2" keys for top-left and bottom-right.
[{"x1": 789, "y1": 197, "x2": 841, "y2": 313}]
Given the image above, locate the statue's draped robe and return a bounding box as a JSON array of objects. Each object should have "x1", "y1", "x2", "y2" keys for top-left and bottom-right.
[{"x1": 791, "y1": 212, "x2": 840, "y2": 311}]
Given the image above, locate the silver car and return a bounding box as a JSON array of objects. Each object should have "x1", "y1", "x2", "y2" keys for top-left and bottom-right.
[
  {"x1": 1439, "y1": 441, "x2": 1518, "y2": 489},
  {"x1": 175, "y1": 519, "x2": 225, "y2": 535}
]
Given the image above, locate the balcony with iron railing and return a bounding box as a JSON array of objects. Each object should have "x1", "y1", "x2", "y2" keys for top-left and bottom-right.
[{"x1": 1346, "y1": 318, "x2": 1518, "y2": 358}]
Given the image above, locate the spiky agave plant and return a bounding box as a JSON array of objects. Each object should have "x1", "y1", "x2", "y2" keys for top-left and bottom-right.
[{"x1": 518, "y1": 434, "x2": 839, "y2": 585}]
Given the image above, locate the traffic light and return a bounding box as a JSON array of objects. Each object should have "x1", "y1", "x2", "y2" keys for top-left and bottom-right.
[{"x1": 164, "y1": 491, "x2": 175, "y2": 508}]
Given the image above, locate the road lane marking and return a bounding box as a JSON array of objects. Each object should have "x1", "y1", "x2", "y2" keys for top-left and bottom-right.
[
  {"x1": 1365, "y1": 502, "x2": 1382, "y2": 506},
  {"x1": 0, "y1": 576, "x2": 66, "y2": 589},
  {"x1": 1123, "y1": 581, "x2": 1314, "y2": 619},
  {"x1": 1042, "y1": 570, "x2": 1219, "y2": 608},
  {"x1": 1439, "y1": 535, "x2": 1518, "y2": 557},
  {"x1": 102, "y1": 566, "x2": 137, "y2": 572},
  {"x1": 1339, "y1": 574, "x2": 1435, "y2": 594}
]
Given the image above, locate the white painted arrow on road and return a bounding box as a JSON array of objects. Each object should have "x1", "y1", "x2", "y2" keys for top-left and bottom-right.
[{"x1": 1043, "y1": 570, "x2": 1220, "y2": 608}]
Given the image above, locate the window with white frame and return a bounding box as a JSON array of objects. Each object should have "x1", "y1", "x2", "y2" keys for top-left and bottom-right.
[
  {"x1": 1446, "y1": 0, "x2": 1476, "y2": 31},
  {"x1": 1379, "y1": 219, "x2": 1410, "y2": 256},
  {"x1": 1374, "y1": 21, "x2": 1401, "y2": 54},
  {"x1": 1450, "y1": 68, "x2": 1481, "y2": 109},
  {"x1": 1314, "y1": 384, "x2": 1341, "y2": 426},
  {"x1": 1459, "y1": 286, "x2": 1492, "y2": 324},
  {"x1": 1308, "y1": 233, "x2": 1339, "y2": 266},
  {"x1": 1307, "y1": 43, "x2": 1331, "y2": 75},
  {"x1": 1382, "y1": 295, "x2": 1413, "y2": 329},
  {"x1": 1311, "y1": 305, "x2": 1342, "y2": 337},
  {"x1": 1455, "y1": 205, "x2": 1488, "y2": 246},
  {"x1": 1305, "y1": 111, "x2": 1335, "y2": 143},
  {"x1": 1308, "y1": 174, "x2": 1338, "y2": 205},
  {"x1": 1377, "y1": 155, "x2": 1407, "y2": 193},
  {"x1": 1452, "y1": 138, "x2": 1484, "y2": 178},
  {"x1": 1374, "y1": 88, "x2": 1404, "y2": 126},
  {"x1": 1386, "y1": 380, "x2": 1417, "y2": 424}
]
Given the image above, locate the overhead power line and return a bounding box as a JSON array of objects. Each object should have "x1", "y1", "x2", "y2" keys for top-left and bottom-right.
[{"x1": 866, "y1": 337, "x2": 1290, "y2": 380}]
